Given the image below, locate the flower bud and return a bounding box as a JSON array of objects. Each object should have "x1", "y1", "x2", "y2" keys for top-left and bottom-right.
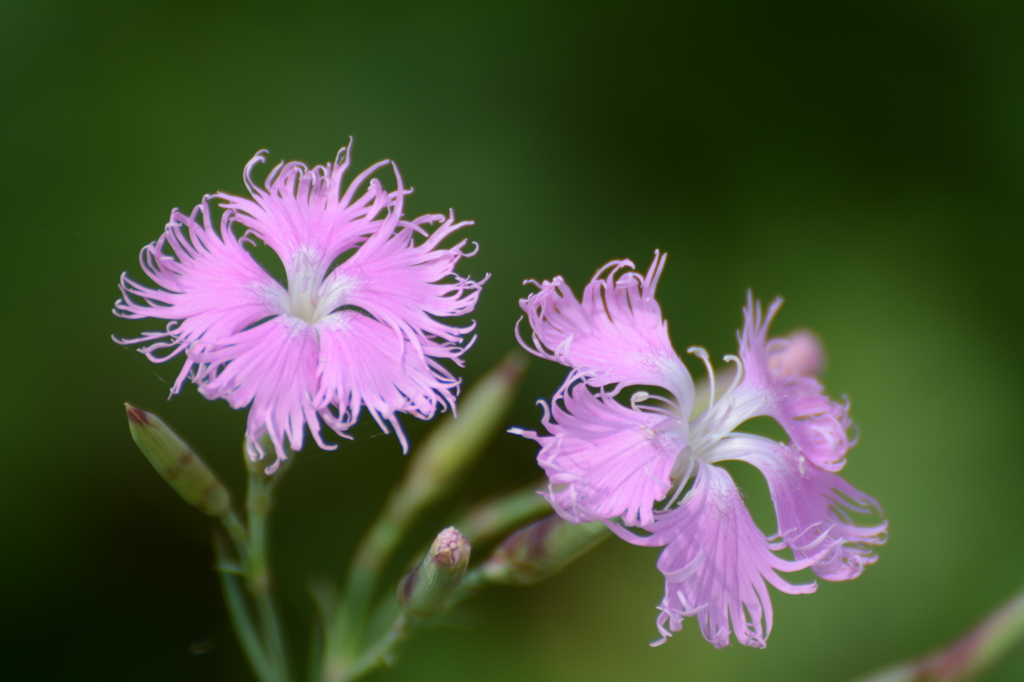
[
  {"x1": 397, "y1": 527, "x2": 471, "y2": 618},
  {"x1": 125, "y1": 404, "x2": 231, "y2": 517},
  {"x1": 481, "y1": 515, "x2": 609, "y2": 586},
  {"x1": 767, "y1": 330, "x2": 825, "y2": 378}
]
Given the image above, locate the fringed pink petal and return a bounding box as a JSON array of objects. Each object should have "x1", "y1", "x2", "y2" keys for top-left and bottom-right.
[
  {"x1": 189, "y1": 316, "x2": 323, "y2": 469},
  {"x1": 314, "y1": 310, "x2": 460, "y2": 453},
  {"x1": 517, "y1": 251, "x2": 694, "y2": 411},
  {"x1": 736, "y1": 294, "x2": 853, "y2": 471},
  {"x1": 514, "y1": 382, "x2": 685, "y2": 527},
  {"x1": 736, "y1": 440, "x2": 888, "y2": 582},
  {"x1": 215, "y1": 142, "x2": 394, "y2": 281},
  {"x1": 324, "y1": 205, "x2": 486, "y2": 366},
  {"x1": 113, "y1": 199, "x2": 287, "y2": 393},
  {"x1": 612, "y1": 461, "x2": 831, "y2": 649}
]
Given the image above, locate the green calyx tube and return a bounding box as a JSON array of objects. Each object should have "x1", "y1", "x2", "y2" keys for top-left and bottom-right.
[{"x1": 125, "y1": 404, "x2": 231, "y2": 517}]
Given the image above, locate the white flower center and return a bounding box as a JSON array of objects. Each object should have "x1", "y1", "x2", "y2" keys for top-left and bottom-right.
[
  {"x1": 284, "y1": 249, "x2": 354, "y2": 326},
  {"x1": 287, "y1": 265, "x2": 322, "y2": 324}
]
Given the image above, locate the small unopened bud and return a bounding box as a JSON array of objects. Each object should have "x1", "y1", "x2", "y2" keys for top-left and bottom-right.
[
  {"x1": 397, "y1": 527, "x2": 471, "y2": 618},
  {"x1": 767, "y1": 330, "x2": 825, "y2": 378},
  {"x1": 481, "y1": 515, "x2": 609, "y2": 586},
  {"x1": 126, "y1": 404, "x2": 231, "y2": 517}
]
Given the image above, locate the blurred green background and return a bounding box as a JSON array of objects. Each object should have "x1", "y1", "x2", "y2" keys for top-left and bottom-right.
[{"x1": 3, "y1": 1, "x2": 1024, "y2": 680}]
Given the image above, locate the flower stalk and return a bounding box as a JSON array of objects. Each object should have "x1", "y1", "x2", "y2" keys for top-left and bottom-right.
[
  {"x1": 125, "y1": 405, "x2": 292, "y2": 682},
  {"x1": 243, "y1": 458, "x2": 291, "y2": 682},
  {"x1": 321, "y1": 351, "x2": 528, "y2": 680},
  {"x1": 850, "y1": 586, "x2": 1024, "y2": 682},
  {"x1": 337, "y1": 515, "x2": 610, "y2": 682},
  {"x1": 452, "y1": 479, "x2": 553, "y2": 546}
]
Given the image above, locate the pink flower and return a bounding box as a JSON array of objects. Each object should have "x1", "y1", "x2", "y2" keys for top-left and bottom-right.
[
  {"x1": 513, "y1": 253, "x2": 885, "y2": 648},
  {"x1": 115, "y1": 143, "x2": 486, "y2": 470}
]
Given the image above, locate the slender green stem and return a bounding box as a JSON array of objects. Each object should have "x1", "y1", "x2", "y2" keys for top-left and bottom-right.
[
  {"x1": 323, "y1": 497, "x2": 409, "y2": 680},
  {"x1": 247, "y1": 469, "x2": 291, "y2": 682},
  {"x1": 214, "y1": 530, "x2": 274, "y2": 682},
  {"x1": 221, "y1": 508, "x2": 248, "y2": 548},
  {"x1": 330, "y1": 568, "x2": 486, "y2": 682},
  {"x1": 342, "y1": 614, "x2": 410, "y2": 681},
  {"x1": 452, "y1": 479, "x2": 551, "y2": 546},
  {"x1": 324, "y1": 608, "x2": 413, "y2": 682},
  {"x1": 318, "y1": 353, "x2": 530, "y2": 680}
]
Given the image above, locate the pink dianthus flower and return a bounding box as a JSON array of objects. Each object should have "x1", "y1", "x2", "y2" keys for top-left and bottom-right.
[
  {"x1": 115, "y1": 143, "x2": 486, "y2": 471},
  {"x1": 513, "y1": 252, "x2": 886, "y2": 648}
]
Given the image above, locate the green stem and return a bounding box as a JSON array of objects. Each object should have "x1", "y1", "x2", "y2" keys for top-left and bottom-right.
[
  {"x1": 330, "y1": 568, "x2": 487, "y2": 682},
  {"x1": 452, "y1": 479, "x2": 551, "y2": 546},
  {"x1": 850, "y1": 585, "x2": 1024, "y2": 682},
  {"x1": 214, "y1": 530, "x2": 274, "y2": 682},
  {"x1": 324, "y1": 497, "x2": 410, "y2": 680},
  {"x1": 247, "y1": 469, "x2": 291, "y2": 682},
  {"x1": 222, "y1": 508, "x2": 248, "y2": 548},
  {"x1": 342, "y1": 614, "x2": 410, "y2": 681},
  {"x1": 319, "y1": 353, "x2": 530, "y2": 680}
]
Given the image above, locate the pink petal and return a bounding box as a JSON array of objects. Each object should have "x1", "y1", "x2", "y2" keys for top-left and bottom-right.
[
  {"x1": 737, "y1": 294, "x2": 853, "y2": 471},
  {"x1": 517, "y1": 251, "x2": 693, "y2": 411},
  {"x1": 325, "y1": 206, "x2": 485, "y2": 364},
  {"x1": 737, "y1": 440, "x2": 888, "y2": 582},
  {"x1": 114, "y1": 199, "x2": 286, "y2": 392},
  {"x1": 215, "y1": 144, "x2": 395, "y2": 281},
  {"x1": 315, "y1": 310, "x2": 461, "y2": 453},
  {"x1": 766, "y1": 329, "x2": 825, "y2": 377},
  {"x1": 611, "y1": 461, "x2": 828, "y2": 649},
  {"x1": 190, "y1": 316, "x2": 323, "y2": 468},
  {"x1": 515, "y1": 382, "x2": 685, "y2": 527}
]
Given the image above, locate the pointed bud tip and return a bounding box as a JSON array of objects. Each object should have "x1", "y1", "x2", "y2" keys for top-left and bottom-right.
[
  {"x1": 499, "y1": 350, "x2": 530, "y2": 383},
  {"x1": 430, "y1": 527, "x2": 470, "y2": 570},
  {"x1": 398, "y1": 527, "x2": 472, "y2": 618},
  {"x1": 125, "y1": 403, "x2": 152, "y2": 427},
  {"x1": 126, "y1": 406, "x2": 230, "y2": 518}
]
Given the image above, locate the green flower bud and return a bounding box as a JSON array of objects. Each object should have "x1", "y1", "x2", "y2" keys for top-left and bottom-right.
[
  {"x1": 397, "y1": 527, "x2": 471, "y2": 618},
  {"x1": 481, "y1": 515, "x2": 610, "y2": 586},
  {"x1": 125, "y1": 404, "x2": 231, "y2": 517}
]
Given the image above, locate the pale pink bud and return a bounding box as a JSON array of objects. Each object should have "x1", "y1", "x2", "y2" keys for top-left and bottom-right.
[{"x1": 766, "y1": 330, "x2": 825, "y2": 378}]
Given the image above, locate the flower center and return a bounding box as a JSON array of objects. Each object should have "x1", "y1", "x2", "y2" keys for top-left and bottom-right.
[
  {"x1": 287, "y1": 263, "x2": 323, "y2": 324},
  {"x1": 284, "y1": 250, "x2": 356, "y2": 326}
]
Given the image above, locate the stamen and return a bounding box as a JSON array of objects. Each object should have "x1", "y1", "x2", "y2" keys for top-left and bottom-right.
[
  {"x1": 665, "y1": 454, "x2": 696, "y2": 508},
  {"x1": 630, "y1": 391, "x2": 650, "y2": 409},
  {"x1": 687, "y1": 346, "x2": 716, "y2": 411},
  {"x1": 722, "y1": 354, "x2": 744, "y2": 392},
  {"x1": 632, "y1": 401, "x2": 679, "y2": 419}
]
